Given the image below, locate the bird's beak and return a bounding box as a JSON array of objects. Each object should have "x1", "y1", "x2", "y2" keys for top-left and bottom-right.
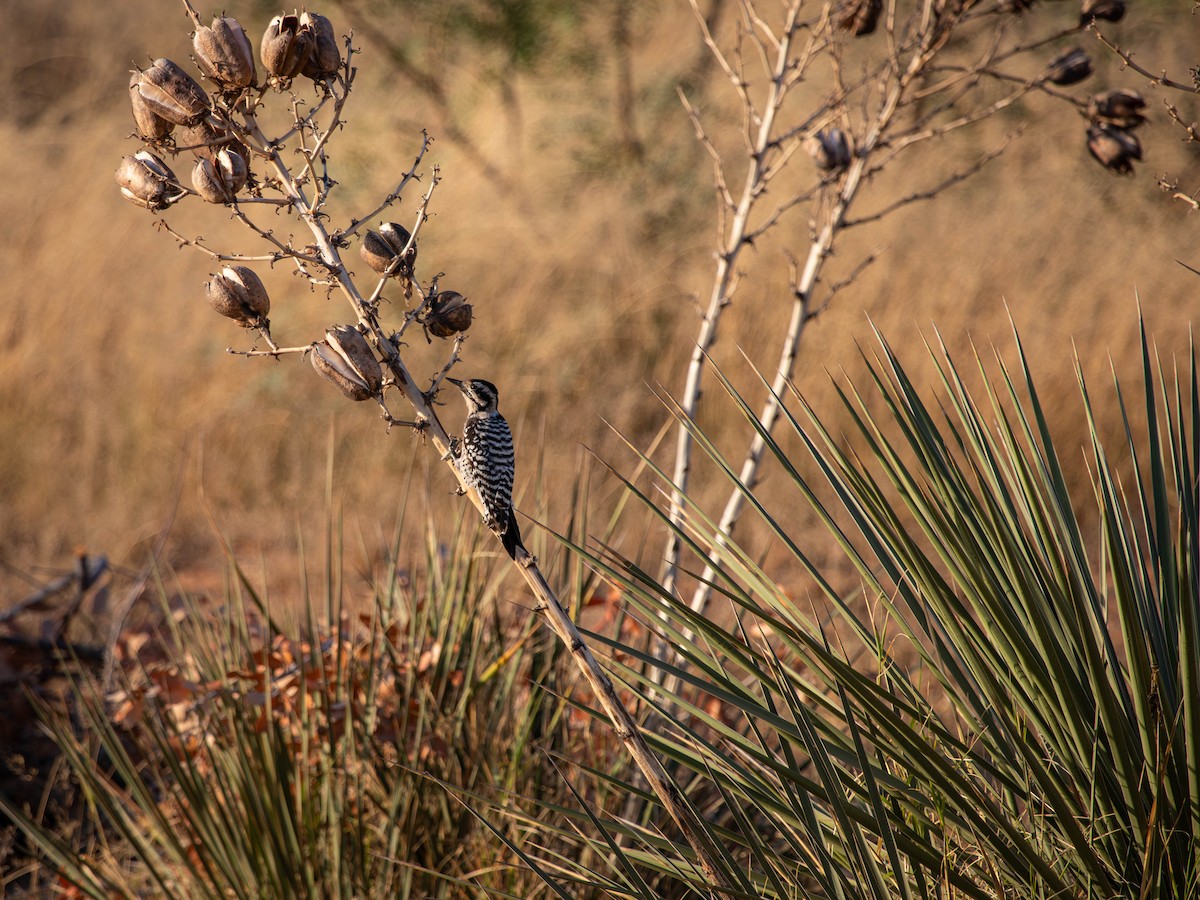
[{"x1": 446, "y1": 377, "x2": 463, "y2": 388}]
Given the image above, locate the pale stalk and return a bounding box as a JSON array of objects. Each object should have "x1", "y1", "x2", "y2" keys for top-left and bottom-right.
[
  {"x1": 661, "y1": 0, "x2": 810, "y2": 601},
  {"x1": 664, "y1": 0, "x2": 968, "y2": 687}
]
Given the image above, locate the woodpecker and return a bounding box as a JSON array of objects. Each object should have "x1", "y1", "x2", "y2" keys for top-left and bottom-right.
[{"x1": 446, "y1": 377, "x2": 524, "y2": 559}]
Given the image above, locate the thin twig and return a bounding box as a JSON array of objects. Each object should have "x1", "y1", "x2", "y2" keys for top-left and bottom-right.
[
  {"x1": 662, "y1": 0, "x2": 808, "y2": 602},
  {"x1": 155, "y1": 219, "x2": 293, "y2": 263},
  {"x1": 428, "y1": 335, "x2": 467, "y2": 397},
  {"x1": 844, "y1": 130, "x2": 1019, "y2": 229},
  {"x1": 226, "y1": 344, "x2": 311, "y2": 358},
  {"x1": 339, "y1": 131, "x2": 433, "y2": 243},
  {"x1": 1091, "y1": 26, "x2": 1197, "y2": 93}
]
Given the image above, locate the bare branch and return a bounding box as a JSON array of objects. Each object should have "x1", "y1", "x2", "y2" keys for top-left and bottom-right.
[
  {"x1": 1159, "y1": 177, "x2": 1200, "y2": 211},
  {"x1": 678, "y1": 87, "x2": 736, "y2": 218},
  {"x1": 226, "y1": 343, "x2": 309, "y2": 359},
  {"x1": 428, "y1": 334, "x2": 468, "y2": 397},
  {"x1": 229, "y1": 206, "x2": 325, "y2": 268},
  {"x1": 338, "y1": 131, "x2": 433, "y2": 243},
  {"x1": 662, "y1": 0, "x2": 807, "y2": 599},
  {"x1": 177, "y1": 0, "x2": 202, "y2": 30},
  {"x1": 1092, "y1": 25, "x2": 1197, "y2": 93},
  {"x1": 844, "y1": 130, "x2": 1018, "y2": 228},
  {"x1": 155, "y1": 219, "x2": 296, "y2": 264}
]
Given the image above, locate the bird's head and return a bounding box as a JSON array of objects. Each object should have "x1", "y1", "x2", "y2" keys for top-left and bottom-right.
[{"x1": 447, "y1": 377, "x2": 500, "y2": 414}]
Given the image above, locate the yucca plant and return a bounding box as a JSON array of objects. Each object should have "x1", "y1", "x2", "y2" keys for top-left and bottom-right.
[
  {"x1": 0, "y1": 509, "x2": 588, "y2": 899},
  {"x1": 503, "y1": 319, "x2": 1197, "y2": 897}
]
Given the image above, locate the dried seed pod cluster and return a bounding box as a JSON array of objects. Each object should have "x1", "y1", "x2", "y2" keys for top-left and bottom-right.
[
  {"x1": 114, "y1": 8, "x2": 482, "y2": 424},
  {"x1": 116, "y1": 12, "x2": 343, "y2": 211},
  {"x1": 360, "y1": 223, "x2": 418, "y2": 277},
  {"x1": 261, "y1": 12, "x2": 341, "y2": 82},
  {"x1": 1089, "y1": 89, "x2": 1146, "y2": 129},
  {"x1": 206, "y1": 266, "x2": 271, "y2": 326},
  {"x1": 1087, "y1": 124, "x2": 1142, "y2": 175},
  {"x1": 1085, "y1": 89, "x2": 1146, "y2": 175},
  {"x1": 301, "y1": 13, "x2": 341, "y2": 79},
  {"x1": 129, "y1": 71, "x2": 174, "y2": 142},
  {"x1": 261, "y1": 14, "x2": 314, "y2": 80},
  {"x1": 311, "y1": 326, "x2": 382, "y2": 400}
]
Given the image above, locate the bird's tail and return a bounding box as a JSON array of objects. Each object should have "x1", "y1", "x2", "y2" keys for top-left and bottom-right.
[{"x1": 500, "y1": 508, "x2": 524, "y2": 560}]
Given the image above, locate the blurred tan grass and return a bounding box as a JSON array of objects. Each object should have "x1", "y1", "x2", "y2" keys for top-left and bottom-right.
[{"x1": 2, "y1": 0, "x2": 1198, "y2": 600}]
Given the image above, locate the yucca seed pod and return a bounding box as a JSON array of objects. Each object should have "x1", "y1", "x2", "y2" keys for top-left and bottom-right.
[
  {"x1": 835, "y1": 0, "x2": 882, "y2": 35},
  {"x1": 300, "y1": 12, "x2": 340, "y2": 79},
  {"x1": 129, "y1": 71, "x2": 173, "y2": 141},
  {"x1": 360, "y1": 225, "x2": 416, "y2": 277},
  {"x1": 176, "y1": 120, "x2": 250, "y2": 167},
  {"x1": 191, "y1": 149, "x2": 248, "y2": 203},
  {"x1": 360, "y1": 230, "x2": 395, "y2": 275},
  {"x1": 132, "y1": 58, "x2": 210, "y2": 127},
  {"x1": 193, "y1": 16, "x2": 257, "y2": 89},
  {"x1": 1088, "y1": 89, "x2": 1147, "y2": 129},
  {"x1": 115, "y1": 150, "x2": 185, "y2": 210},
  {"x1": 379, "y1": 222, "x2": 416, "y2": 259},
  {"x1": 1086, "y1": 124, "x2": 1141, "y2": 175},
  {"x1": 805, "y1": 128, "x2": 852, "y2": 171},
  {"x1": 426, "y1": 290, "x2": 473, "y2": 339},
  {"x1": 192, "y1": 158, "x2": 230, "y2": 204},
  {"x1": 205, "y1": 266, "x2": 270, "y2": 324},
  {"x1": 1045, "y1": 47, "x2": 1092, "y2": 86},
  {"x1": 261, "y1": 14, "x2": 314, "y2": 80},
  {"x1": 1080, "y1": 0, "x2": 1124, "y2": 23},
  {"x1": 325, "y1": 325, "x2": 382, "y2": 394},
  {"x1": 311, "y1": 341, "x2": 373, "y2": 401},
  {"x1": 379, "y1": 223, "x2": 410, "y2": 254}
]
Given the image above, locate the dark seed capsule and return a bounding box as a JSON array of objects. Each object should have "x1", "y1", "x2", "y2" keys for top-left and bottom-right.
[
  {"x1": 835, "y1": 0, "x2": 882, "y2": 35},
  {"x1": 194, "y1": 16, "x2": 257, "y2": 89},
  {"x1": 360, "y1": 224, "x2": 417, "y2": 277},
  {"x1": 312, "y1": 340, "x2": 373, "y2": 400},
  {"x1": 115, "y1": 150, "x2": 184, "y2": 210},
  {"x1": 129, "y1": 71, "x2": 173, "y2": 141},
  {"x1": 1086, "y1": 124, "x2": 1141, "y2": 175},
  {"x1": 300, "y1": 13, "x2": 341, "y2": 79},
  {"x1": 1089, "y1": 89, "x2": 1147, "y2": 129},
  {"x1": 206, "y1": 266, "x2": 270, "y2": 324},
  {"x1": 426, "y1": 290, "x2": 473, "y2": 338},
  {"x1": 261, "y1": 14, "x2": 314, "y2": 80},
  {"x1": 1080, "y1": 0, "x2": 1124, "y2": 24},
  {"x1": 325, "y1": 325, "x2": 382, "y2": 394},
  {"x1": 192, "y1": 150, "x2": 248, "y2": 204},
  {"x1": 132, "y1": 58, "x2": 210, "y2": 127},
  {"x1": 1045, "y1": 48, "x2": 1092, "y2": 86}
]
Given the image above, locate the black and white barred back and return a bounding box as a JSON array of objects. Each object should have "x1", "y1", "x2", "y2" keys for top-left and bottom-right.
[{"x1": 447, "y1": 378, "x2": 524, "y2": 559}]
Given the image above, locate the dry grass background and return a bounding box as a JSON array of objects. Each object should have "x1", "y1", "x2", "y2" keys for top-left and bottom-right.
[{"x1": 2, "y1": 0, "x2": 1198, "y2": 604}]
